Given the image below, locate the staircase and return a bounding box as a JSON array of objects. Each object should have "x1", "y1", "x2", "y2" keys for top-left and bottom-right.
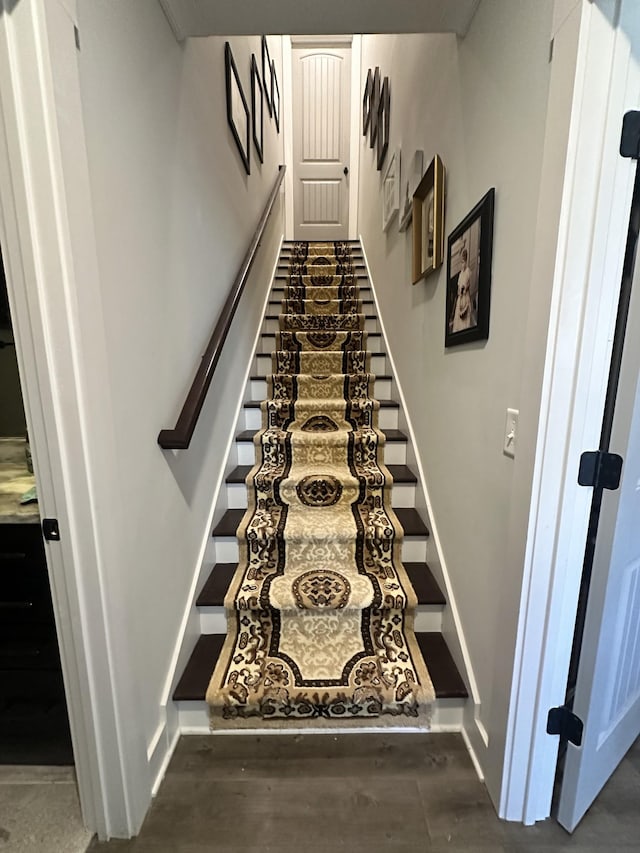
[{"x1": 174, "y1": 239, "x2": 468, "y2": 729}]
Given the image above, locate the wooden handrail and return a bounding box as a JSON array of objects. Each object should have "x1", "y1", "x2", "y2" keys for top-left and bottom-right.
[{"x1": 158, "y1": 165, "x2": 286, "y2": 450}]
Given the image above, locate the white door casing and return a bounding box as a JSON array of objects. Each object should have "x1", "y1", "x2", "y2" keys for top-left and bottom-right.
[
  {"x1": 557, "y1": 195, "x2": 640, "y2": 831},
  {"x1": 291, "y1": 42, "x2": 351, "y2": 240}
]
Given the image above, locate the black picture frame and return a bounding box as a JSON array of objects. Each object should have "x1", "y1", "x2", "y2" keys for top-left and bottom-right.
[
  {"x1": 445, "y1": 189, "x2": 495, "y2": 348},
  {"x1": 262, "y1": 36, "x2": 272, "y2": 117},
  {"x1": 271, "y1": 60, "x2": 280, "y2": 133},
  {"x1": 376, "y1": 77, "x2": 390, "y2": 170},
  {"x1": 225, "y1": 42, "x2": 250, "y2": 175},
  {"x1": 362, "y1": 68, "x2": 373, "y2": 136},
  {"x1": 369, "y1": 67, "x2": 380, "y2": 149},
  {"x1": 250, "y1": 54, "x2": 264, "y2": 164}
]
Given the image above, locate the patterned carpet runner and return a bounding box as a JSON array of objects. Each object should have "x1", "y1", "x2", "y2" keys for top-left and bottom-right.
[{"x1": 206, "y1": 241, "x2": 434, "y2": 723}]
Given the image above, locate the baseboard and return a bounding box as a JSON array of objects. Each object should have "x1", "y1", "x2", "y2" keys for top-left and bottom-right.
[{"x1": 359, "y1": 233, "x2": 481, "y2": 726}]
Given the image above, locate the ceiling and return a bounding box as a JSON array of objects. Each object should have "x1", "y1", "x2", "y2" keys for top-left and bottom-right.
[{"x1": 158, "y1": 0, "x2": 482, "y2": 39}]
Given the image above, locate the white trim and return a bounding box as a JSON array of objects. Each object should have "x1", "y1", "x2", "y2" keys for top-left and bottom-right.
[
  {"x1": 0, "y1": 0, "x2": 147, "y2": 837},
  {"x1": 151, "y1": 727, "x2": 180, "y2": 798},
  {"x1": 501, "y1": 0, "x2": 640, "y2": 824},
  {"x1": 282, "y1": 37, "x2": 294, "y2": 239},
  {"x1": 359, "y1": 236, "x2": 482, "y2": 727},
  {"x1": 348, "y1": 34, "x2": 362, "y2": 239},
  {"x1": 290, "y1": 34, "x2": 353, "y2": 48}
]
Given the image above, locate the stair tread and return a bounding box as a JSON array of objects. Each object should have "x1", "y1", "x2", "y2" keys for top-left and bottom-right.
[
  {"x1": 197, "y1": 560, "x2": 442, "y2": 608},
  {"x1": 173, "y1": 631, "x2": 464, "y2": 702},
  {"x1": 244, "y1": 398, "x2": 398, "y2": 409},
  {"x1": 212, "y1": 506, "x2": 427, "y2": 538},
  {"x1": 250, "y1": 373, "x2": 392, "y2": 382},
  {"x1": 261, "y1": 331, "x2": 381, "y2": 338},
  {"x1": 265, "y1": 314, "x2": 377, "y2": 321},
  {"x1": 236, "y1": 427, "x2": 407, "y2": 443},
  {"x1": 416, "y1": 633, "x2": 468, "y2": 698},
  {"x1": 173, "y1": 634, "x2": 225, "y2": 701},
  {"x1": 226, "y1": 463, "x2": 416, "y2": 484}
]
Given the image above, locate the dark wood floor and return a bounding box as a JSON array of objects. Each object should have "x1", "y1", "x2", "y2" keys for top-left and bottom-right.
[{"x1": 88, "y1": 732, "x2": 640, "y2": 852}]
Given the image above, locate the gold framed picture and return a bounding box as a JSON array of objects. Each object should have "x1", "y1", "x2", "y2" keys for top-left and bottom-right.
[{"x1": 412, "y1": 154, "x2": 445, "y2": 284}]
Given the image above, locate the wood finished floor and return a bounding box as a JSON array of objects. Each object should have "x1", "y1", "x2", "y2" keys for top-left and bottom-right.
[{"x1": 88, "y1": 733, "x2": 640, "y2": 852}]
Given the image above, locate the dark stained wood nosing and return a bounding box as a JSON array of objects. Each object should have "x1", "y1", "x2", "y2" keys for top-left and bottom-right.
[
  {"x1": 272, "y1": 286, "x2": 372, "y2": 294},
  {"x1": 264, "y1": 313, "x2": 378, "y2": 321},
  {"x1": 226, "y1": 463, "x2": 416, "y2": 484},
  {"x1": 197, "y1": 561, "x2": 443, "y2": 609},
  {"x1": 173, "y1": 634, "x2": 225, "y2": 701},
  {"x1": 173, "y1": 631, "x2": 465, "y2": 702},
  {"x1": 268, "y1": 299, "x2": 375, "y2": 307},
  {"x1": 158, "y1": 165, "x2": 286, "y2": 450},
  {"x1": 213, "y1": 507, "x2": 427, "y2": 538},
  {"x1": 416, "y1": 633, "x2": 468, "y2": 698},
  {"x1": 261, "y1": 331, "x2": 382, "y2": 339},
  {"x1": 250, "y1": 373, "x2": 392, "y2": 382},
  {"x1": 244, "y1": 398, "x2": 399, "y2": 409},
  {"x1": 236, "y1": 427, "x2": 407, "y2": 443}
]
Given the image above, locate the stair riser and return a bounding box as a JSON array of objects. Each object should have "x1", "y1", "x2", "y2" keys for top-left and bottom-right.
[
  {"x1": 225, "y1": 479, "x2": 416, "y2": 510},
  {"x1": 254, "y1": 352, "x2": 387, "y2": 374},
  {"x1": 235, "y1": 438, "x2": 407, "y2": 466},
  {"x1": 258, "y1": 335, "x2": 384, "y2": 354},
  {"x1": 199, "y1": 604, "x2": 443, "y2": 635},
  {"x1": 249, "y1": 377, "x2": 392, "y2": 400},
  {"x1": 214, "y1": 535, "x2": 427, "y2": 564},
  {"x1": 243, "y1": 405, "x2": 398, "y2": 431},
  {"x1": 177, "y1": 697, "x2": 465, "y2": 732},
  {"x1": 262, "y1": 318, "x2": 379, "y2": 334}
]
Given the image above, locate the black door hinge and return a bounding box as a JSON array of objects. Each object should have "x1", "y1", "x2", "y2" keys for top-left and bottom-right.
[
  {"x1": 547, "y1": 706, "x2": 584, "y2": 746},
  {"x1": 42, "y1": 518, "x2": 61, "y2": 542},
  {"x1": 578, "y1": 451, "x2": 623, "y2": 490},
  {"x1": 621, "y1": 111, "x2": 640, "y2": 159}
]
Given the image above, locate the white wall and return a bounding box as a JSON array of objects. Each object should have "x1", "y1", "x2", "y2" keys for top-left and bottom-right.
[
  {"x1": 358, "y1": 0, "x2": 578, "y2": 805},
  {"x1": 75, "y1": 0, "x2": 284, "y2": 827}
]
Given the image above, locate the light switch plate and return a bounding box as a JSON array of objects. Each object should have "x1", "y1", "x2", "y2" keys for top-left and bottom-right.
[{"x1": 503, "y1": 408, "x2": 519, "y2": 458}]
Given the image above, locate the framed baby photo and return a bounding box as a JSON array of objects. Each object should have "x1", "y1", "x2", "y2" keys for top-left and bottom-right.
[{"x1": 445, "y1": 188, "x2": 495, "y2": 348}]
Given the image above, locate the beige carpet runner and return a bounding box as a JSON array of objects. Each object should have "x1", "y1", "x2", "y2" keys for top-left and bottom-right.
[{"x1": 206, "y1": 241, "x2": 434, "y2": 723}]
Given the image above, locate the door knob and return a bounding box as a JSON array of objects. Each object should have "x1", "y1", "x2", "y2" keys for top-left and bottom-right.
[{"x1": 343, "y1": 166, "x2": 349, "y2": 176}]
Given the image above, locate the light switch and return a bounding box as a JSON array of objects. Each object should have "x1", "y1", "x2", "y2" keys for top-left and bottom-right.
[{"x1": 503, "y1": 408, "x2": 519, "y2": 459}]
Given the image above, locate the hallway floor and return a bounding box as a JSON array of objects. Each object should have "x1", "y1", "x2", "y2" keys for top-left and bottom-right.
[{"x1": 88, "y1": 732, "x2": 640, "y2": 852}]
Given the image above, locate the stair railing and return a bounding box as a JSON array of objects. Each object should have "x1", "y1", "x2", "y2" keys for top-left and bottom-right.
[{"x1": 158, "y1": 165, "x2": 286, "y2": 450}]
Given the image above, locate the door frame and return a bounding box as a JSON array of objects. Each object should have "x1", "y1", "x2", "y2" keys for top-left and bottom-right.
[
  {"x1": 0, "y1": 0, "x2": 148, "y2": 838},
  {"x1": 501, "y1": 0, "x2": 640, "y2": 824},
  {"x1": 283, "y1": 34, "x2": 361, "y2": 240}
]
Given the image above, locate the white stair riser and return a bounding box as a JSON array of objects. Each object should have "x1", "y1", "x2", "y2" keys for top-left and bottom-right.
[
  {"x1": 262, "y1": 318, "x2": 379, "y2": 335},
  {"x1": 249, "y1": 377, "x2": 392, "y2": 400},
  {"x1": 236, "y1": 438, "x2": 407, "y2": 466},
  {"x1": 215, "y1": 534, "x2": 427, "y2": 564},
  {"x1": 258, "y1": 335, "x2": 384, "y2": 354},
  {"x1": 199, "y1": 603, "x2": 442, "y2": 635},
  {"x1": 255, "y1": 352, "x2": 387, "y2": 374},
  {"x1": 177, "y1": 697, "x2": 465, "y2": 732},
  {"x1": 243, "y1": 405, "x2": 398, "y2": 431},
  {"x1": 226, "y1": 479, "x2": 416, "y2": 510}
]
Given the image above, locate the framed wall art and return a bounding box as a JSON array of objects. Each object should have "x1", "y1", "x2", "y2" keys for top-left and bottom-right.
[
  {"x1": 262, "y1": 36, "x2": 272, "y2": 117},
  {"x1": 271, "y1": 60, "x2": 280, "y2": 133},
  {"x1": 412, "y1": 154, "x2": 445, "y2": 283},
  {"x1": 382, "y1": 148, "x2": 400, "y2": 231},
  {"x1": 399, "y1": 149, "x2": 424, "y2": 232},
  {"x1": 376, "y1": 76, "x2": 390, "y2": 170},
  {"x1": 250, "y1": 54, "x2": 264, "y2": 164},
  {"x1": 225, "y1": 42, "x2": 250, "y2": 175},
  {"x1": 362, "y1": 68, "x2": 373, "y2": 136},
  {"x1": 369, "y1": 67, "x2": 380, "y2": 149},
  {"x1": 445, "y1": 188, "x2": 495, "y2": 347}
]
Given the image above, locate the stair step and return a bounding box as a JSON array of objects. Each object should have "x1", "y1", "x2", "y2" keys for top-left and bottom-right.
[
  {"x1": 212, "y1": 506, "x2": 428, "y2": 538},
  {"x1": 226, "y1": 463, "x2": 416, "y2": 485},
  {"x1": 250, "y1": 373, "x2": 392, "y2": 384},
  {"x1": 236, "y1": 427, "x2": 407, "y2": 443},
  {"x1": 197, "y1": 561, "x2": 443, "y2": 609},
  {"x1": 243, "y1": 398, "x2": 399, "y2": 410},
  {"x1": 265, "y1": 313, "x2": 377, "y2": 321},
  {"x1": 173, "y1": 631, "x2": 464, "y2": 702}
]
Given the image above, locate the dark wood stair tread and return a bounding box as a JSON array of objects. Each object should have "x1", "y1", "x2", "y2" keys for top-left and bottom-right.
[
  {"x1": 416, "y1": 633, "x2": 468, "y2": 698},
  {"x1": 173, "y1": 634, "x2": 225, "y2": 701},
  {"x1": 226, "y1": 463, "x2": 416, "y2": 484},
  {"x1": 261, "y1": 331, "x2": 381, "y2": 338},
  {"x1": 213, "y1": 506, "x2": 427, "y2": 538},
  {"x1": 250, "y1": 373, "x2": 392, "y2": 382},
  {"x1": 173, "y1": 631, "x2": 465, "y2": 702},
  {"x1": 236, "y1": 427, "x2": 407, "y2": 443},
  {"x1": 197, "y1": 561, "x2": 443, "y2": 608},
  {"x1": 244, "y1": 398, "x2": 398, "y2": 409},
  {"x1": 265, "y1": 314, "x2": 377, "y2": 320}
]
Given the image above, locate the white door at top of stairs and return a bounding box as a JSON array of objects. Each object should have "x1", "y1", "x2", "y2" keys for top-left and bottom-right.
[{"x1": 291, "y1": 41, "x2": 351, "y2": 241}]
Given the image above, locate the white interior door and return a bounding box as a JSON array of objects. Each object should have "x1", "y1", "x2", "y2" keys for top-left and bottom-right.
[
  {"x1": 292, "y1": 43, "x2": 351, "y2": 240},
  {"x1": 557, "y1": 205, "x2": 640, "y2": 831}
]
